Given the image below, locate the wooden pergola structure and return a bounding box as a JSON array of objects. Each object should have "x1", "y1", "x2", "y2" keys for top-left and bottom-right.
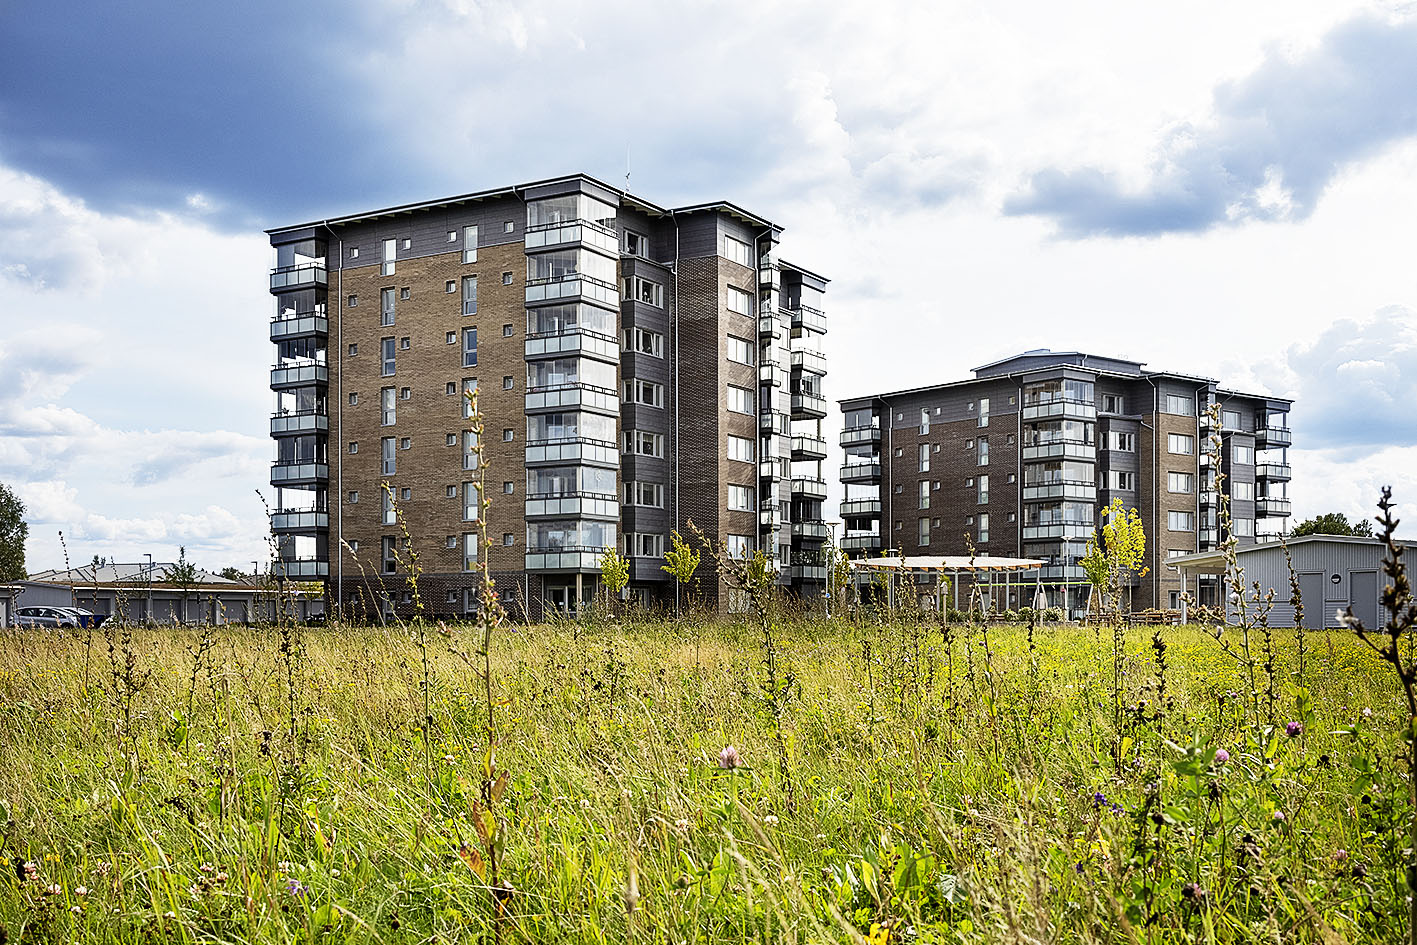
[{"x1": 852, "y1": 555, "x2": 1047, "y2": 618}]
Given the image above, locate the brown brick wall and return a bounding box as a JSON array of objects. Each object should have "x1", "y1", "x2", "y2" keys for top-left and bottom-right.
[{"x1": 1139, "y1": 411, "x2": 1202, "y2": 609}]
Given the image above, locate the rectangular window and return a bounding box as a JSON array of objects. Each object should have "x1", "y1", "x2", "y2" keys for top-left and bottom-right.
[
  {"x1": 1232, "y1": 518, "x2": 1255, "y2": 537},
  {"x1": 462, "y1": 225, "x2": 477, "y2": 264},
  {"x1": 978, "y1": 513, "x2": 990, "y2": 543},
  {"x1": 381, "y1": 287, "x2": 396, "y2": 327},
  {"x1": 631, "y1": 277, "x2": 664, "y2": 307},
  {"x1": 1168, "y1": 433, "x2": 1194, "y2": 455},
  {"x1": 624, "y1": 430, "x2": 665, "y2": 457},
  {"x1": 1108, "y1": 431, "x2": 1135, "y2": 452},
  {"x1": 1162, "y1": 393, "x2": 1194, "y2": 416},
  {"x1": 1232, "y1": 444, "x2": 1254, "y2": 465},
  {"x1": 382, "y1": 536, "x2": 397, "y2": 573},
  {"x1": 726, "y1": 535, "x2": 752, "y2": 559},
  {"x1": 625, "y1": 379, "x2": 664, "y2": 408},
  {"x1": 348, "y1": 491, "x2": 359, "y2": 504},
  {"x1": 1222, "y1": 409, "x2": 1243, "y2": 430},
  {"x1": 1233, "y1": 481, "x2": 1255, "y2": 501},
  {"x1": 628, "y1": 533, "x2": 665, "y2": 557},
  {"x1": 726, "y1": 336, "x2": 755, "y2": 366},
  {"x1": 461, "y1": 275, "x2": 478, "y2": 315},
  {"x1": 1102, "y1": 393, "x2": 1123, "y2": 413},
  {"x1": 728, "y1": 484, "x2": 755, "y2": 511},
  {"x1": 727, "y1": 385, "x2": 754, "y2": 415},
  {"x1": 726, "y1": 286, "x2": 752, "y2": 315},
  {"x1": 381, "y1": 239, "x2": 396, "y2": 276},
  {"x1": 977, "y1": 474, "x2": 989, "y2": 504},
  {"x1": 381, "y1": 387, "x2": 396, "y2": 426},
  {"x1": 348, "y1": 441, "x2": 358, "y2": 454},
  {"x1": 623, "y1": 230, "x2": 647, "y2": 257},
  {"x1": 382, "y1": 489, "x2": 396, "y2": 525},
  {"x1": 978, "y1": 397, "x2": 990, "y2": 428},
  {"x1": 918, "y1": 517, "x2": 930, "y2": 546},
  {"x1": 1168, "y1": 471, "x2": 1194, "y2": 493},
  {"x1": 381, "y1": 337, "x2": 395, "y2": 376},
  {"x1": 1108, "y1": 470, "x2": 1136, "y2": 491},
  {"x1": 977, "y1": 436, "x2": 989, "y2": 466},
  {"x1": 918, "y1": 443, "x2": 930, "y2": 472},
  {"x1": 919, "y1": 408, "x2": 930, "y2": 435},
  {"x1": 624, "y1": 327, "x2": 663, "y2": 357},
  {"x1": 462, "y1": 378, "x2": 478, "y2": 418},
  {"x1": 463, "y1": 482, "x2": 479, "y2": 522},
  {"x1": 463, "y1": 430, "x2": 479, "y2": 470},
  {"x1": 1168, "y1": 510, "x2": 1195, "y2": 531},
  {"x1": 918, "y1": 481, "x2": 930, "y2": 509},
  {"x1": 722, "y1": 235, "x2": 752, "y2": 267},
  {"x1": 381, "y1": 437, "x2": 395, "y2": 475},
  {"x1": 727, "y1": 434, "x2": 755, "y2": 463},
  {"x1": 625, "y1": 481, "x2": 664, "y2": 508},
  {"x1": 462, "y1": 328, "x2": 478, "y2": 367},
  {"x1": 463, "y1": 533, "x2": 478, "y2": 570}
]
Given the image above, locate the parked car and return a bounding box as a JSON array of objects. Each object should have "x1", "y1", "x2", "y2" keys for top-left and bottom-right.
[
  {"x1": 56, "y1": 607, "x2": 107, "y2": 628},
  {"x1": 15, "y1": 606, "x2": 81, "y2": 628}
]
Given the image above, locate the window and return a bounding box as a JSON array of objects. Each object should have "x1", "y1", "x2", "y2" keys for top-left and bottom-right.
[
  {"x1": 964, "y1": 439, "x2": 974, "y2": 450},
  {"x1": 978, "y1": 397, "x2": 990, "y2": 428},
  {"x1": 919, "y1": 408, "x2": 930, "y2": 435},
  {"x1": 448, "y1": 230, "x2": 458, "y2": 243},
  {"x1": 726, "y1": 336, "x2": 755, "y2": 366},
  {"x1": 463, "y1": 430, "x2": 479, "y2": 470},
  {"x1": 446, "y1": 486, "x2": 457, "y2": 498},
  {"x1": 401, "y1": 238, "x2": 410, "y2": 250},
  {"x1": 382, "y1": 489, "x2": 397, "y2": 525},
  {"x1": 381, "y1": 239, "x2": 396, "y2": 276},
  {"x1": 977, "y1": 436, "x2": 989, "y2": 466},
  {"x1": 502, "y1": 324, "x2": 514, "y2": 337},
  {"x1": 502, "y1": 271, "x2": 513, "y2": 285},
  {"x1": 1232, "y1": 518, "x2": 1255, "y2": 537},
  {"x1": 503, "y1": 221, "x2": 514, "y2": 234},
  {"x1": 446, "y1": 382, "x2": 457, "y2": 395},
  {"x1": 625, "y1": 379, "x2": 664, "y2": 407},
  {"x1": 381, "y1": 437, "x2": 395, "y2": 475},
  {"x1": 348, "y1": 343, "x2": 358, "y2": 357},
  {"x1": 400, "y1": 287, "x2": 410, "y2": 301},
  {"x1": 621, "y1": 275, "x2": 664, "y2": 308},
  {"x1": 348, "y1": 392, "x2": 358, "y2": 406},
  {"x1": 1168, "y1": 549, "x2": 1189, "y2": 559},
  {"x1": 400, "y1": 487, "x2": 411, "y2": 500},
  {"x1": 348, "y1": 491, "x2": 359, "y2": 504},
  {"x1": 502, "y1": 428, "x2": 514, "y2": 441},
  {"x1": 726, "y1": 535, "x2": 752, "y2": 559},
  {"x1": 1222, "y1": 409, "x2": 1242, "y2": 430},
  {"x1": 350, "y1": 246, "x2": 360, "y2": 259},
  {"x1": 722, "y1": 235, "x2": 752, "y2": 267},
  {"x1": 978, "y1": 474, "x2": 989, "y2": 504},
  {"x1": 348, "y1": 441, "x2": 359, "y2": 454},
  {"x1": 503, "y1": 533, "x2": 514, "y2": 546},
  {"x1": 446, "y1": 280, "x2": 456, "y2": 293},
  {"x1": 626, "y1": 481, "x2": 664, "y2": 507},
  {"x1": 348, "y1": 294, "x2": 358, "y2": 307},
  {"x1": 727, "y1": 286, "x2": 752, "y2": 315},
  {"x1": 1232, "y1": 444, "x2": 1254, "y2": 465},
  {"x1": 728, "y1": 484, "x2": 755, "y2": 511},
  {"x1": 978, "y1": 513, "x2": 990, "y2": 543},
  {"x1": 727, "y1": 435, "x2": 754, "y2": 463},
  {"x1": 1162, "y1": 393, "x2": 1194, "y2": 416},
  {"x1": 461, "y1": 275, "x2": 477, "y2": 315},
  {"x1": 1108, "y1": 431, "x2": 1135, "y2": 452},
  {"x1": 918, "y1": 443, "x2": 930, "y2": 472},
  {"x1": 1108, "y1": 470, "x2": 1136, "y2": 491},
  {"x1": 463, "y1": 533, "x2": 479, "y2": 570},
  {"x1": 1102, "y1": 393, "x2": 1123, "y2": 413},
  {"x1": 349, "y1": 540, "x2": 359, "y2": 553},
  {"x1": 1233, "y1": 481, "x2": 1254, "y2": 501},
  {"x1": 626, "y1": 430, "x2": 665, "y2": 457},
  {"x1": 628, "y1": 533, "x2": 665, "y2": 558},
  {"x1": 462, "y1": 225, "x2": 477, "y2": 264},
  {"x1": 625, "y1": 327, "x2": 664, "y2": 357},
  {"x1": 503, "y1": 375, "x2": 514, "y2": 390},
  {"x1": 503, "y1": 481, "x2": 514, "y2": 494},
  {"x1": 1168, "y1": 471, "x2": 1194, "y2": 493},
  {"x1": 1168, "y1": 510, "x2": 1195, "y2": 531},
  {"x1": 727, "y1": 385, "x2": 754, "y2": 415},
  {"x1": 918, "y1": 481, "x2": 930, "y2": 509},
  {"x1": 446, "y1": 434, "x2": 457, "y2": 446},
  {"x1": 400, "y1": 437, "x2": 411, "y2": 450},
  {"x1": 399, "y1": 337, "x2": 410, "y2": 350},
  {"x1": 463, "y1": 328, "x2": 478, "y2": 367},
  {"x1": 462, "y1": 378, "x2": 478, "y2": 418},
  {"x1": 382, "y1": 536, "x2": 397, "y2": 573},
  {"x1": 381, "y1": 337, "x2": 395, "y2": 376},
  {"x1": 918, "y1": 518, "x2": 931, "y2": 546},
  {"x1": 1168, "y1": 433, "x2": 1194, "y2": 455},
  {"x1": 623, "y1": 230, "x2": 648, "y2": 257},
  {"x1": 381, "y1": 387, "x2": 396, "y2": 426},
  {"x1": 463, "y1": 482, "x2": 479, "y2": 522}
]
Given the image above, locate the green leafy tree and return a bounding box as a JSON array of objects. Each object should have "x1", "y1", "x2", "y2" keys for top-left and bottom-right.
[
  {"x1": 1080, "y1": 498, "x2": 1148, "y2": 619},
  {"x1": 218, "y1": 566, "x2": 247, "y2": 582},
  {"x1": 599, "y1": 547, "x2": 630, "y2": 610},
  {"x1": 0, "y1": 482, "x2": 27, "y2": 581},
  {"x1": 661, "y1": 530, "x2": 701, "y2": 618},
  {"x1": 1291, "y1": 511, "x2": 1373, "y2": 538},
  {"x1": 166, "y1": 546, "x2": 200, "y2": 624}
]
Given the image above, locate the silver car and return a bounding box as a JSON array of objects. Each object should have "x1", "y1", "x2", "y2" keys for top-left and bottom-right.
[{"x1": 15, "y1": 606, "x2": 80, "y2": 628}]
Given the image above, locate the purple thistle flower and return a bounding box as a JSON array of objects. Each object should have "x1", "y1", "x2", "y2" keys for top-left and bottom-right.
[
  {"x1": 1285, "y1": 721, "x2": 1303, "y2": 738},
  {"x1": 1213, "y1": 748, "x2": 1230, "y2": 764}
]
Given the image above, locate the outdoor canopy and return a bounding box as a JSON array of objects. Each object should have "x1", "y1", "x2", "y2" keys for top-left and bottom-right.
[{"x1": 850, "y1": 555, "x2": 1048, "y2": 615}]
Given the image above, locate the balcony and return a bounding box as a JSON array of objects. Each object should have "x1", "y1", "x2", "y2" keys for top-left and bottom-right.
[
  {"x1": 791, "y1": 436, "x2": 827, "y2": 460},
  {"x1": 524, "y1": 330, "x2": 619, "y2": 364},
  {"x1": 791, "y1": 349, "x2": 827, "y2": 376},
  {"x1": 270, "y1": 314, "x2": 328, "y2": 342},
  {"x1": 525, "y1": 546, "x2": 609, "y2": 572},
  {"x1": 523, "y1": 219, "x2": 618, "y2": 255},
  {"x1": 1256, "y1": 497, "x2": 1292, "y2": 518},
  {"x1": 524, "y1": 383, "x2": 619, "y2": 414},
  {"x1": 270, "y1": 411, "x2": 328, "y2": 436},
  {"x1": 759, "y1": 411, "x2": 788, "y2": 435},
  {"x1": 270, "y1": 363, "x2": 328, "y2": 389},
  {"x1": 270, "y1": 461, "x2": 328, "y2": 486},
  {"x1": 791, "y1": 393, "x2": 827, "y2": 419},
  {"x1": 840, "y1": 425, "x2": 881, "y2": 448},
  {"x1": 841, "y1": 533, "x2": 882, "y2": 553},
  {"x1": 1021, "y1": 522, "x2": 1093, "y2": 541},
  {"x1": 760, "y1": 360, "x2": 786, "y2": 388},
  {"x1": 1022, "y1": 481, "x2": 1096, "y2": 502},
  {"x1": 1036, "y1": 564, "x2": 1089, "y2": 582},
  {"x1": 1257, "y1": 462, "x2": 1293, "y2": 482},
  {"x1": 759, "y1": 507, "x2": 779, "y2": 529},
  {"x1": 791, "y1": 520, "x2": 831, "y2": 541},
  {"x1": 1021, "y1": 399, "x2": 1096, "y2": 421},
  {"x1": 840, "y1": 462, "x2": 881, "y2": 483},
  {"x1": 758, "y1": 315, "x2": 782, "y2": 339},
  {"x1": 269, "y1": 264, "x2": 327, "y2": 292},
  {"x1": 785, "y1": 564, "x2": 827, "y2": 582},
  {"x1": 271, "y1": 557, "x2": 328, "y2": 580},
  {"x1": 788, "y1": 306, "x2": 827, "y2": 334},
  {"x1": 840, "y1": 498, "x2": 881, "y2": 518},
  {"x1": 791, "y1": 477, "x2": 828, "y2": 499},
  {"x1": 525, "y1": 494, "x2": 619, "y2": 519},
  {"x1": 271, "y1": 510, "x2": 329, "y2": 532},
  {"x1": 524, "y1": 273, "x2": 618, "y2": 307},
  {"x1": 1256, "y1": 425, "x2": 1293, "y2": 449},
  {"x1": 759, "y1": 459, "x2": 783, "y2": 481},
  {"x1": 1021, "y1": 441, "x2": 1096, "y2": 462},
  {"x1": 525, "y1": 437, "x2": 618, "y2": 467}
]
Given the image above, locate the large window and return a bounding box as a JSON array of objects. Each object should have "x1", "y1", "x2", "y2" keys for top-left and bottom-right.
[
  {"x1": 624, "y1": 327, "x2": 664, "y2": 356},
  {"x1": 1107, "y1": 431, "x2": 1135, "y2": 452},
  {"x1": 462, "y1": 225, "x2": 477, "y2": 264},
  {"x1": 463, "y1": 533, "x2": 478, "y2": 570},
  {"x1": 1167, "y1": 433, "x2": 1194, "y2": 455},
  {"x1": 527, "y1": 357, "x2": 616, "y2": 391},
  {"x1": 727, "y1": 435, "x2": 754, "y2": 463},
  {"x1": 1024, "y1": 379, "x2": 1094, "y2": 405},
  {"x1": 381, "y1": 437, "x2": 396, "y2": 475},
  {"x1": 1231, "y1": 518, "x2": 1255, "y2": 537},
  {"x1": 624, "y1": 430, "x2": 664, "y2": 457},
  {"x1": 529, "y1": 303, "x2": 615, "y2": 337},
  {"x1": 1168, "y1": 471, "x2": 1194, "y2": 493},
  {"x1": 977, "y1": 436, "x2": 989, "y2": 466},
  {"x1": 1162, "y1": 393, "x2": 1195, "y2": 416},
  {"x1": 726, "y1": 535, "x2": 752, "y2": 559},
  {"x1": 624, "y1": 481, "x2": 664, "y2": 507},
  {"x1": 727, "y1": 385, "x2": 754, "y2": 415},
  {"x1": 528, "y1": 411, "x2": 616, "y2": 443},
  {"x1": 727, "y1": 286, "x2": 752, "y2": 315},
  {"x1": 978, "y1": 397, "x2": 990, "y2": 428},
  {"x1": 978, "y1": 513, "x2": 990, "y2": 543},
  {"x1": 1222, "y1": 409, "x2": 1243, "y2": 430},
  {"x1": 728, "y1": 484, "x2": 755, "y2": 511},
  {"x1": 462, "y1": 328, "x2": 478, "y2": 367},
  {"x1": 1168, "y1": 510, "x2": 1195, "y2": 531},
  {"x1": 382, "y1": 536, "x2": 397, "y2": 572},
  {"x1": 462, "y1": 378, "x2": 478, "y2": 419},
  {"x1": 1233, "y1": 481, "x2": 1255, "y2": 501},
  {"x1": 461, "y1": 275, "x2": 477, "y2": 315},
  {"x1": 622, "y1": 276, "x2": 664, "y2": 308},
  {"x1": 624, "y1": 379, "x2": 664, "y2": 408},
  {"x1": 918, "y1": 443, "x2": 930, "y2": 472},
  {"x1": 381, "y1": 239, "x2": 396, "y2": 276},
  {"x1": 381, "y1": 337, "x2": 396, "y2": 376},
  {"x1": 918, "y1": 517, "x2": 930, "y2": 546},
  {"x1": 381, "y1": 387, "x2": 396, "y2": 426},
  {"x1": 726, "y1": 336, "x2": 755, "y2": 366},
  {"x1": 978, "y1": 474, "x2": 989, "y2": 504},
  {"x1": 463, "y1": 482, "x2": 479, "y2": 522},
  {"x1": 382, "y1": 489, "x2": 396, "y2": 525},
  {"x1": 1232, "y1": 444, "x2": 1254, "y2": 465},
  {"x1": 526, "y1": 194, "x2": 616, "y2": 228},
  {"x1": 381, "y1": 287, "x2": 396, "y2": 327},
  {"x1": 918, "y1": 481, "x2": 930, "y2": 509},
  {"x1": 463, "y1": 430, "x2": 479, "y2": 470},
  {"x1": 919, "y1": 408, "x2": 930, "y2": 435},
  {"x1": 722, "y1": 235, "x2": 752, "y2": 267},
  {"x1": 1107, "y1": 470, "x2": 1136, "y2": 491},
  {"x1": 527, "y1": 249, "x2": 616, "y2": 285},
  {"x1": 627, "y1": 533, "x2": 664, "y2": 557}
]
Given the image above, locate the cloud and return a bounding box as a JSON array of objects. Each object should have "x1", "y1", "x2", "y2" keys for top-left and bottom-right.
[{"x1": 1006, "y1": 12, "x2": 1417, "y2": 236}]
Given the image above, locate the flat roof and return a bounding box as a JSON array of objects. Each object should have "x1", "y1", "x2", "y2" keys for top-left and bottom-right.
[{"x1": 1170, "y1": 534, "x2": 1405, "y2": 571}]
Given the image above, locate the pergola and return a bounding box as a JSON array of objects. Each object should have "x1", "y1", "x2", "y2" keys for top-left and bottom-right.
[{"x1": 852, "y1": 555, "x2": 1047, "y2": 616}]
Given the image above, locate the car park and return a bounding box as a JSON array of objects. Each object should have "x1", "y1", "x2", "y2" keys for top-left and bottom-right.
[{"x1": 15, "y1": 606, "x2": 81, "y2": 628}]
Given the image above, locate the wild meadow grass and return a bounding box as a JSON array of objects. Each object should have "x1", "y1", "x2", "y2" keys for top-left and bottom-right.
[{"x1": 0, "y1": 615, "x2": 1408, "y2": 943}]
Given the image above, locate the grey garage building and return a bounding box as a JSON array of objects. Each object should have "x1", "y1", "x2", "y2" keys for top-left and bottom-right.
[{"x1": 1171, "y1": 535, "x2": 1405, "y2": 628}]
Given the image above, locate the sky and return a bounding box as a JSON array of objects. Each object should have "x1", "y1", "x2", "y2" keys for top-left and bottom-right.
[{"x1": 2, "y1": 0, "x2": 1416, "y2": 571}]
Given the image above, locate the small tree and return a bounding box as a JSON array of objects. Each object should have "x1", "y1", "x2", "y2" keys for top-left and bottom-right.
[
  {"x1": 1081, "y1": 499, "x2": 1147, "y2": 621},
  {"x1": 0, "y1": 482, "x2": 27, "y2": 581},
  {"x1": 166, "y1": 546, "x2": 200, "y2": 625},
  {"x1": 599, "y1": 547, "x2": 630, "y2": 612},
  {"x1": 661, "y1": 529, "x2": 701, "y2": 618}
]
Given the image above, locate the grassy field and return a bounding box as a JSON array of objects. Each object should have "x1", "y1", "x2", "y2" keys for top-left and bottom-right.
[{"x1": 0, "y1": 613, "x2": 1409, "y2": 943}]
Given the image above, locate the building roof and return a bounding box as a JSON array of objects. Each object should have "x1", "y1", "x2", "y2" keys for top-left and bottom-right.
[
  {"x1": 266, "y1": 172, "x2": 782, "y2": 238},
  {"x1": 28, "y1": 562, "x2": 247, "y2": 586},
  {"x1": 1170, "y1": 534, "x2": 1408, "y2": 572}
]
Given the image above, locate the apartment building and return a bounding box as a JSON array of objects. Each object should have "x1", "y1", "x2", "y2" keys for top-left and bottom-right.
[
  {"x1": 267, "y1": 174, "x2": 829, "y2": 618},
  {"x1": 837, "y1": 350, "x2": 1292, "y2": 614}
]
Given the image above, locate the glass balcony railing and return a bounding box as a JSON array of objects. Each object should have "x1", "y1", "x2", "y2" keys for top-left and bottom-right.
[
  {"x1": 523, "y1": 219, "x2": 618, "y2": 254},
  {"x1": 269, "y1": 264, "x2": 327, "y2": 291},
  {"x1": 1021, "y1": 522, "x2": 1093, "y2": 541},
  {"x1": 270, "y1": 363, "x2": 328, "y2": 388},
  {"x1": 1021, "y1": 440, "x2": 1095, "y2": 461},
  {"x1": 270, "y1": 510, "x2": 329, "y2": 532},
  {"x1": 524, "y1": 383, "x2": 619, "y2": 414},
  {"x1": 1256, "y1": 463, "x2": 1293, "y2": 481},
  {"x1": 758, "y1": 315, "x2": 782, "y2": 339},
  {"x1": 1256, "y1": 426, "x2": 1293, "y2": 448},
  {"x1": 1256, "y1": 497, "x2": 1292, "y2": 517},
  {"x1": 840, "y1": 498, "x2": 881, "y2": 517},
  {"x1": 788, "y1": 306, "x2": 827, "y2": 334},
  {"x1": 791, "y1": 477, "x2": 828, "y2": 499},
  {"x1": 1021, "y1": 399, "x2": 1096, "y2": 421},
  {"x1": 791, "y1": 349, "x2": 827, "y2": 375},
  {"x1": 791, "y1": 520, "x2": 831, "y2": 541},
  {"x1": 524, "y1": 273, "x2": 618, "y2": 307},
  {"x1": 760, "y1": 360, "x2": 786, "y2": 387},
  {"x1": 269, "y1": 313, "x2": 328, "y2": 341},
  {"x1": 840, "y1": 462, "x2": 881, "y2": 482},
  {"x1": 524, "y1": 329, "x2": 619, "y2": 363},
  {"x1": 270, "y1": 411, "x2": 328, "y2": 435},
  {"x1": 791, "y1": 393, "x2": 827, "y2": 418},
  {"x1": 841, "y1": 533, "x2": 882, "y2": 552},
  {"x1": 270, "y1": 462, "x2": 328, "y2": 484},
  {"x1": 524, "y1": 493, "x2": 619, "y2": 519},
  {"x1": 785, "y1": 564, "x2": 828, "y2": 582},
  {"x1": 840, "y1": 425, "x2": 881, "y2": 447},
  {"x1": 790, "y1": 436, "x2": 827, "y2": 459},
  {"x1": 271, "y1": 557, "x2": 328, "y2": 579},
  {"x1": 524, "y1": 437, "x2": 618, "y2": 467},
  {"x1": 525, "y1": 546, "x2": 611, "y2": 572},
  {"x1": 1022, "y1": 480, "x2": 1096, "y2": 501},
  {"x1": 759, "y1": 411, "x2": 788, "y2": 435}
]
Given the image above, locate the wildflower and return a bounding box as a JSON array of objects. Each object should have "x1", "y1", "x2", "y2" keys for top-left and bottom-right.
[
  {"x1": 1285, "y1": 721, "x2": 1303, "y2": 738},
  {"x1": 1334, "y1": 849, "x2": 1348, "y2": 862},
  {"x1": 213, "y1": 872, "x2": 228, "y2": 884},
  {"x1": 763, "y1": 815, "x2": 779, "y2": 826},
  {"x1": 579, "y1": 798, "x2": 592, "y2": 810},
  {"x1": 1362, "y1": 707, "x2": 1373, "y2": 719},
  {"x1": 163, "y1": 910, "x2": 176, "y2": 919},
  {"x1": 93, "y1": 861, "x2": 111, "y2": 877},
  {"x1": 1213, "y1": 748, "x2": 1230, "y2": 764},
  {"x1": 75, "y1": 885, "x2": 88, "y2": 896},
  {"x1": 20, "y1": 860, "x2": 39, "y2": 881},
  {"x1": 674, "y1": 818, "x2": 691, "y2": 832},
  {"x1": 443, "y1": 754, "x2": 456, "y2": 764},
  {"x1": 718, "y1": 746, "x2": 742, "y2": 770},
  {"x1": 286, "y1": 878, "x2": 307, "y2": 898},
  {"x1": 1181, "y1": 882, "x2": 1208, "y2": 905},
  {"x1": 44, "y1": 883, "x2": 61, "y2": 896},
  {"x1": 71, "y1": 905, "x2": 82, "y2": 915},
  {"x1": 1272, "y1": 810, "x2": 1285, "y2": 823}
]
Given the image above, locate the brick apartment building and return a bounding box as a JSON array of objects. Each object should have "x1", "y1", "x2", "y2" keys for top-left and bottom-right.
[
  {"x1": 838, "y1": 350, "x2": 1293, "y2": 614},
  {"x1": 267, "y1": 174, "x2": 829, "y2": 618}
]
